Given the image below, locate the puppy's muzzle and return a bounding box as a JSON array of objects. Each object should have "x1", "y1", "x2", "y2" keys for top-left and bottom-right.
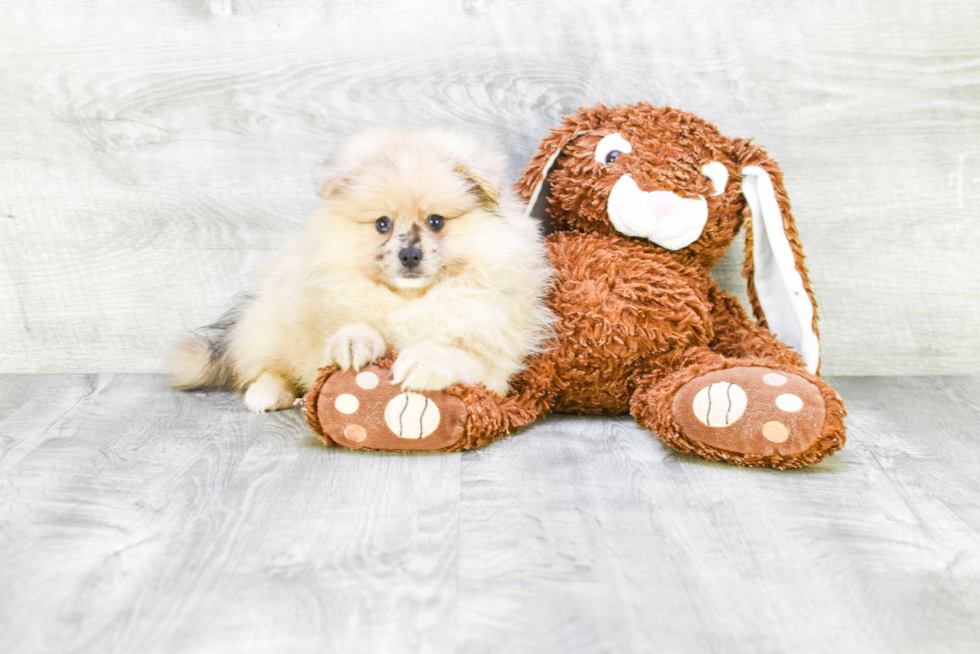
[{"x1": 398, "y1": 247, "x2": 423, "y2": 270}]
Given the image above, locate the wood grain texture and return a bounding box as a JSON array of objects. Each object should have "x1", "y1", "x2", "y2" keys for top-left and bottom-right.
[
  {"x1": 0, "y1": 375, "x2": 462, "y2": 654},
  {"x1": 1, "y1": 374, "x2": 979, "y2": 653},
  {"x1": 0, "y1": 0, "x2": 979, "y2": 375}
]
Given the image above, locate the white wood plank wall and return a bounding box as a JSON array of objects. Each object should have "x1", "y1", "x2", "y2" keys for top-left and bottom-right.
[{"x1": 0, "y1": 1, "x2": 977, "y2": 375}]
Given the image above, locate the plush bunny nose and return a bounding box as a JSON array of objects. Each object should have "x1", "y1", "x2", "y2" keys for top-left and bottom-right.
[
  {"x1": 606, "y1": 175, "x2": 708, "y2": 250},
  {"x1": 646, "y1": 191, "x2": 684, "y2": 219}
]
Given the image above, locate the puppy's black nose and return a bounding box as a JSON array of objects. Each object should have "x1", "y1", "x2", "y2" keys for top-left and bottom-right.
[{"x1": 398, "y1": 247, "x2": 423, "y2": 269}]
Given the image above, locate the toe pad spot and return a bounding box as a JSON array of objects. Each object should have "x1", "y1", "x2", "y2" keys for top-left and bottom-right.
[
  {"x1": 356, "y1": 371, "x2": 379, "y2": 389},
  {"x1": 335, "y1": 394, "x2": 359, "y2": 414},
  {"x1": 344, "y1": 424, "x2": 367, "y2": 442},
  {"x1": 776, "y1": 393, "x2": 803, "y2": 413},
  {"x1": 762, "y1": 421, "x2": 789, "y2": 443},
  {"x1": 763, "y1": 373, "x2": 788, "y2": 386}
]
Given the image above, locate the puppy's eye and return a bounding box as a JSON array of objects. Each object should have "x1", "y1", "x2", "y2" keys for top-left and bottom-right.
[
  {"x1": 375, "y1": 216, "x2": 392, "y2": 233},
  {"x1": 426, "y1": 214, "x2": 445, "y2": 231},
  {"x1": 594, "y1": 133, "x2": 632, "y2": 166}
]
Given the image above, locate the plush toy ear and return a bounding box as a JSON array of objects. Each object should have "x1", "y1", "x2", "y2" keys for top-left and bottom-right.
[
  {"x1": 518, "y1": 127, "x2": 592, "y2": 233},
  {"x1": 734, "y1": 139, "x2": 820, "y2": 373}
]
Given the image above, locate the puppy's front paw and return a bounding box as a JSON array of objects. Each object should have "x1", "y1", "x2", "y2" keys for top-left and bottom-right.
[
  {"x1": 390, "y1": 343, "x2": 487, "y2": 392},
  {"x1": 324, "y1": 324, "x2": 387, "y2": 371},
  {"x1": 244, "y1": 372, "x2": 296, "y2": 413}
]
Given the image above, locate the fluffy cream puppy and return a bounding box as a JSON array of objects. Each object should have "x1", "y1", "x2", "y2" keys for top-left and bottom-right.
[{"x1": 171, "y1": 128, "x2": 552, "y2": 413}]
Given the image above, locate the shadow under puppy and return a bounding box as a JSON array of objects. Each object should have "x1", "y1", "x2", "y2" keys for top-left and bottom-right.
[{"x1": 171, "y1": 129, "x2": 552, "y2": 412}]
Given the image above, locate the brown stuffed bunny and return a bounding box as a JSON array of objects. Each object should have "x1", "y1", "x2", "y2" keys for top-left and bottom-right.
[{"x1": 304, "y1": 103, "x2": 846, "y2": 469}]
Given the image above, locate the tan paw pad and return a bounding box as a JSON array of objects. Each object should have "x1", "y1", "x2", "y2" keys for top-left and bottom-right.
[
  {"x1": 673, "y1": 367, "x2": 826, "y2": 458},
  {"x1": 313, "y1": 365, "x2": 466, "y2": 451}
]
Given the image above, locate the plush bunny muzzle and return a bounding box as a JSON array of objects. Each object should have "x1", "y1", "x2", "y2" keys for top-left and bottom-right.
[{"x1": 606, "y1": 175, "x2": 708, "y2": 250}]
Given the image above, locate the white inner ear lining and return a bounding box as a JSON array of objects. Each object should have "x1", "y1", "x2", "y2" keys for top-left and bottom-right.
[
  {"x1": 524, "y1": 130, "x2": 592, "y2": 217},
  {"x1": 741, "y1": 165, "x2": 820, "y2": 373}
]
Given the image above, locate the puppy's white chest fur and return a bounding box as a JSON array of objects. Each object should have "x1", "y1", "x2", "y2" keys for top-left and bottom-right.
[{"x1": 320, "y1": 278, "x2": 464, "y2": 349}]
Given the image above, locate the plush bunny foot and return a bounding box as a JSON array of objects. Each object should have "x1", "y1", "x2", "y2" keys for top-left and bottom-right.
[
  {"x1": 304, "y1": 360, "x2": 467, "y2": 452},
  {"x1": 632, "y1": 358, "x2": 846, "y2": 469},
  {"x1": 671, "y1": 366, "x2": 827, "y2": 458}
]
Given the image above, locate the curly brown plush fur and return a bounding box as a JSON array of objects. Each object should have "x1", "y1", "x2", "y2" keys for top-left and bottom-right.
[{"x1": 306, "y1": 104, "x2": 846, "y2": 469}]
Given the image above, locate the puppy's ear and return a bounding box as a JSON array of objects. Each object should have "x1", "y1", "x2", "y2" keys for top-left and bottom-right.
[
  {"x1": 516, "y1": 121, "x2": 592, "y2": 234},
  {"x1": 733, "y1": 138, "x2": 820, "y2": 373},
  {"x1": 454, "y1": 164, "x2": 503, "y2": 211},
  {"x1": 316, "y1": 158, "x2": 346, "y2": 199}
]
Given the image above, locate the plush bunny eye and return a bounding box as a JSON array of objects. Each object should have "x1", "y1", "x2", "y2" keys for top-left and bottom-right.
[
  {"x1": 702, "y1": 162, "x2": 729, "y2": 196},
  {"x1": 594, "y1": 133, "x2": 632, "y2": 166}
]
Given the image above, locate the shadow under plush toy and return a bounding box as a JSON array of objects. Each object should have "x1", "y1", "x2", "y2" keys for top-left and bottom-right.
[{"x1": 304, "y1": 103, "x2": 847, "y2": 469}]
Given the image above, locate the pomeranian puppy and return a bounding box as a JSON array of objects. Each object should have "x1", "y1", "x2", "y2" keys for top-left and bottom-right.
[{"x1": 171, "y1": 128, "x2": 552, "y2": 412}]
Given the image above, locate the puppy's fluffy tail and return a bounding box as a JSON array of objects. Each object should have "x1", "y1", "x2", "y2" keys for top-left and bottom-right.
[
  {"x1": 169, "y1": 297, "x2": 251, "y2": 390},
  {"x1": 170, "y1": 334, "x2": 229, "y2": 390}
]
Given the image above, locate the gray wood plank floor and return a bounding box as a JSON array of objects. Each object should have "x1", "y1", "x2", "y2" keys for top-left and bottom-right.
[{"x1": 1, "y1": 375, "x2": 978, "y2": 653}]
